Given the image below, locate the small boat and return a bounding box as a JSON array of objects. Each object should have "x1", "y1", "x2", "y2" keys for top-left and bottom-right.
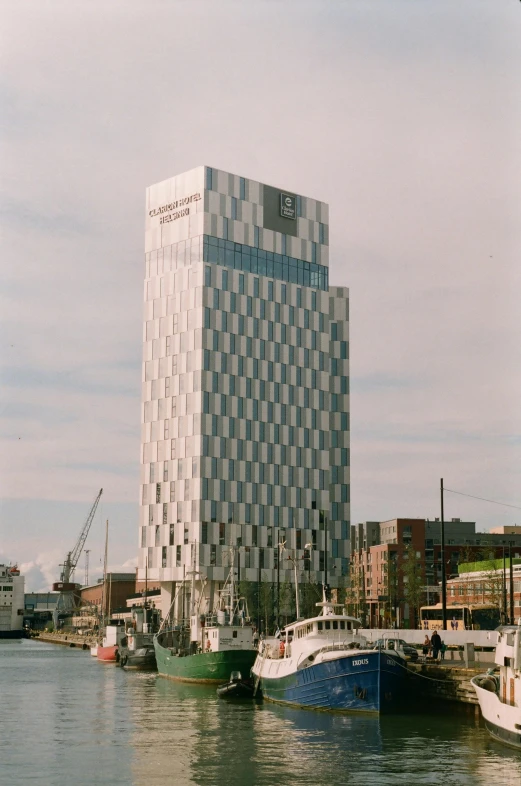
[
  {"x1": 97, "y1": 621, "x2": 126, "y2": 663},
  {"x1": 472, "y1": 624, "x2": 521, "y2": 750},
  {"x1": 251, "y1": 593, "x2": 407, "y2": 714},
  {"x1": 118, "y1": 606, "x2": 160, "y2": 671},
  {"x1": 217, "y1": 671, "x2": 255, "y2": 699}
]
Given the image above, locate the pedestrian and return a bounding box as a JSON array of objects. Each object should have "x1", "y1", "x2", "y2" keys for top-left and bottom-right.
[
  {"x1": 252, "y1": 628, "x2": 259, "y2": 649},
  {"x1": 440, "y1": 640, "x2": 447, "y2": 661},
  {"x1": 422, "y1": 634, "x2": 431, "y2": 658},
  {"x1": 431, "y1": 630, "x2": 442, "y2": 661}
]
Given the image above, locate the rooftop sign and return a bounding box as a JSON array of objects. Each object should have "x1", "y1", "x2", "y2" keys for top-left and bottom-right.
[{"x1": 279, "y1": 192, "x2": 296, "y2": 220}]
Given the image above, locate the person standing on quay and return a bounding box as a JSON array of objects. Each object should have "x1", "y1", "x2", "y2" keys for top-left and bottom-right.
[{"x1": 431, "y1": 630, "x2": 442, "y2": 661}]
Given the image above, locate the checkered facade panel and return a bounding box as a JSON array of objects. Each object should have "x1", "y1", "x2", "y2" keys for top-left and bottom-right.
[{"x1": 140, "y1": 168, "x2": 349, "y2": 585}]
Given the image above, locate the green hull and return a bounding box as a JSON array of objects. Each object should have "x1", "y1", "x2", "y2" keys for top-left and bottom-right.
[{"x1": 154, "y1": 635, "x2": 256, "y2": 684}]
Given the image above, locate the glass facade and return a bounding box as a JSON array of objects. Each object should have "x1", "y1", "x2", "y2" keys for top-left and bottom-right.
[{"x1": 203, "y1": 236, "x2": 329, "y2": 290}]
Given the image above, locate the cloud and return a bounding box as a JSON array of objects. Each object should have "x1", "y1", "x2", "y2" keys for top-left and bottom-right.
[{"x1": 0, "y1": 0, "x2": 520, "y2": 572}]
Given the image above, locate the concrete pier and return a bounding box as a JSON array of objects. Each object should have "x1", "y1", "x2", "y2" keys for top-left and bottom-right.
[
  {"x1": 30, "y1": 632, "x2": 95, "y2": 649},
  {"x1": 407, "y1": 662, "x2": 483, "y2": 706}
]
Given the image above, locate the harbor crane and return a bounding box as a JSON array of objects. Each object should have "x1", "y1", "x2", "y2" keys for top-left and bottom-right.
[{"x1": 52, "y1": 488, "x2": 103, "y2": 622}]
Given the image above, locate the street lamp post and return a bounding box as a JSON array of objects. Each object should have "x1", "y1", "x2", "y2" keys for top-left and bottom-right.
[
  {"x1": 277, "y1": 530, "x2": 285, "y2": 629},
  {"x1": 440, "y1": 478, "x2": 447, "y2": 631}
]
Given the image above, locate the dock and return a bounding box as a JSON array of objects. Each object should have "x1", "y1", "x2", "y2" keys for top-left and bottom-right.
[
  {"x1": 30, "y1": 632, "x2": 95, "y2": 649},
  {"x1": 407, "y1": 661, "x2": 483, "y2": 706}
]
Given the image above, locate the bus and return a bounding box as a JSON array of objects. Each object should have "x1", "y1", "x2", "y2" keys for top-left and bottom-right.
[{"x1": 419, "y1": 604, "x2": 501, "y2": 631}]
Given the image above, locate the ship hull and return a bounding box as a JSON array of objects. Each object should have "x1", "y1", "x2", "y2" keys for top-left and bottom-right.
[
  {"x1": 472, "y1": 677, "x2": 521, "y2": 750},
  {"x1": 154, "y1": 635, "x2": 256, "y2": 684},
  {"x1": 120, "y1": 647, "x2": 157, "y2": 671},
  {"x1": 0, "y1": 630, "x2": 26, "y2": 639},
  {"x1": 257, "y1": 650, "x2": 406, "y2": 714},
  {"x1": 97, "y1": 644, "x2": 118, "y2": 662}
]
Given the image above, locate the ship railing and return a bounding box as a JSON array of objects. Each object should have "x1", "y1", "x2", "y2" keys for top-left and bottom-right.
[{"x1": 296, "y1": 641, "x2": 365, "y2": 667}]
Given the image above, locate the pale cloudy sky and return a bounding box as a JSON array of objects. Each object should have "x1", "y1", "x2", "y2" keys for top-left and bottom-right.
[{"x1": 1, "y1": 1, "x2": 520, "y2": 590}]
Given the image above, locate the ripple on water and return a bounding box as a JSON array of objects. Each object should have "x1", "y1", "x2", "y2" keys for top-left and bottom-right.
[{"x1": 1, "y1": 640, "x2": 520, "y2": 786}]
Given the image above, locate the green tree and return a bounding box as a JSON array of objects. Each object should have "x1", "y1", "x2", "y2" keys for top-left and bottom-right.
[{"x1": 401, "y1": 545, "x2": 426, "y2": 628}]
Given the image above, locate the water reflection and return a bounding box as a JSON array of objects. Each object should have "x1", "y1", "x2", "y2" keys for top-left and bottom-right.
[
  {"x1": 2, "y1": 641, "x2": 520, "y2": 786},
  {"x1": 127, "y1": 676, "x2": 521, "y2": 786}
]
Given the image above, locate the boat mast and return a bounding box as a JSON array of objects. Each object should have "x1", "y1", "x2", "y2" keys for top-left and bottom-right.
[
  {"x1": 144, "y1": 556, "x2": 148, "y2": 624},
  {"x1": 190, "y1": 543, "x2": 196, "y2": 617},
  {"x1": 100, "y1": 520, "x2": 109, "y2": 629}
]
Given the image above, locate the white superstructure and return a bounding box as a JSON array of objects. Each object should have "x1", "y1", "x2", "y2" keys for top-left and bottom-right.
[{"x1": 0, "y1": 565, "x2": 25, "y2": 636}]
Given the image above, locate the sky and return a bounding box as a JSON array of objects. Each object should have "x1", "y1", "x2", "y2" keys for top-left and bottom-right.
[{"x1": 1, "y1": 1, "x2": 520, "y2": 591}]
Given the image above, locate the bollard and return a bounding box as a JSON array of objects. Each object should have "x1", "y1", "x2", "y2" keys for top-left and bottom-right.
[{"x1": 464, "y1": 642, "x2": 474, "y2": 667}]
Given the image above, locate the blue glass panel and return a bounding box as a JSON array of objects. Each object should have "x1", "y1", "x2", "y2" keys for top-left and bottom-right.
[
  {"x1": 250, "y1": 256, "x2": 258, "y2": 274},
  {"x1": 234, "y1": 251, "x2": 242, "y2": 269},
  {"x1": 209, "y1": 235, "x2": 218, "y2": 246},
  {"x1": 258, "y1": 259, "x2": 267, "y2": 276},
  {"x1": 266, "y1": 259, "x2": 274, "y2": 278},
  {"x1": 208, "y1": 245, "x2": 219, "y2": 263},
  {"x1": 225, "y1": 247, "x2": 234, "y2": 266},
  {"x1": 242, "y1": 255, "x2": 251, "y2": 273}
]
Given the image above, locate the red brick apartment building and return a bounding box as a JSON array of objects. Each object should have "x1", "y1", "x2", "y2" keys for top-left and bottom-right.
[{"x1": 349, "y1": 518, "x2": 521, "y2": 629}]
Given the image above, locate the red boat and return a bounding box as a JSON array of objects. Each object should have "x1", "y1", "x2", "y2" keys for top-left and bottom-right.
[
  {"x1": 96, "y1": 622, "x2": 125, "y2": 663},
  {"x1": 97, "y1": 644, "x2": 118, "y2": 662}
]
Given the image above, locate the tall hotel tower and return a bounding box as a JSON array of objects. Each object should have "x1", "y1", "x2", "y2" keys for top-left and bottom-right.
[{"x1": 139, "y1": 166, "x2": 349, "y2": 613}]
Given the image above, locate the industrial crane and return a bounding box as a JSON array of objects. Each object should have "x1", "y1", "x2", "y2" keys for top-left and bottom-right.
[{"x1": 53, "y1": 488, "x2": 103, "y2": 621}]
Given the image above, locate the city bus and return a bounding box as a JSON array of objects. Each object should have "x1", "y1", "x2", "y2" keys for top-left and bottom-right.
[{"x1": 419, "y1": 603, "x2": 501, "y2": 631}]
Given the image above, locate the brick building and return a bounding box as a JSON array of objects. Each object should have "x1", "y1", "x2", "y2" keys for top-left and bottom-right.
[
  {"x1": 349, "y1": 518, "x2": 521, "y2": 629},
  {"x1": 80, "y1": 573, "x2": 136, "y2": 617}
]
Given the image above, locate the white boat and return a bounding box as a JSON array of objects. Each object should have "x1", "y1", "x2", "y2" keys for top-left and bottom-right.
[
  {"x1": 252, "y1": 598, "x2": 407, "y2": 714},
  {"x1": 472, "y1": 624, "x2": 521, "y2": 750},
  {"x1": 90, "y1": 644, "x2": 98, "y2": 657}
]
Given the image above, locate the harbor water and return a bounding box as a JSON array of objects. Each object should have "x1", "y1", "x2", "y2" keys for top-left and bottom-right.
[{"x1": 1, "y1": 639, "x2": 520, "y2": 786}]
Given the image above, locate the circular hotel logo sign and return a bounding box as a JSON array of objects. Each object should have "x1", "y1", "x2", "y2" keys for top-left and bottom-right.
[{"x1": 280, "y1": 192, "x2": 296, "y2": 220}]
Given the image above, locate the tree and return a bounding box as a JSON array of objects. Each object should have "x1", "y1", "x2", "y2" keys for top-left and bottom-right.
[
  {"x1": 301, "y1": 580, "x2": 323, "y2": 619},
  {"x1": 401, "y1": 545, "x2": 426, "y2": 629}
]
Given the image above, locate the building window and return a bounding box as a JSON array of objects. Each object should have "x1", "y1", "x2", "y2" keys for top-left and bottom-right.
[
  {"x1": 176, "y1": 545, "x2": 182, "y2": 566},
  {"x1": 223, "y1": 217, "x2": 228, "y2": 240},
  {"x1": 231, "y1": 197, "x2": 237, "y2": 220},
  {"x1": 155, "y1": 525, "x2": 160, "y2": 546},
  {"x1": 162, "y1": 546, "x2": 167, "y2": 568},
  {"x1": 205, "y1": 265, "x2": 212, "y2": 287},
  {"x1": 210, "y1": 545, "x2": 217, "y2": 565},
  {"x1": 206, "y1": 167, "x2": 213, "y2": 190},
  {"x1": 239, "y1": 177, "x2": 246, "y2": 200},
  {"x1": 254, "y1": 226, "x2": 259, "y2": 248}
]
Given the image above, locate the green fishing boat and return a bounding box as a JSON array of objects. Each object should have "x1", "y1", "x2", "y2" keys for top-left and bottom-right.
[{"x1": 154, "y1": 556, "x2": 256, "y2": 684}]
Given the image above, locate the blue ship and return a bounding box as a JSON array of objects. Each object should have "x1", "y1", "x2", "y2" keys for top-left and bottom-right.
[{"x1": 252, "y1": 603, "x2": 407, "y2": 714}]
